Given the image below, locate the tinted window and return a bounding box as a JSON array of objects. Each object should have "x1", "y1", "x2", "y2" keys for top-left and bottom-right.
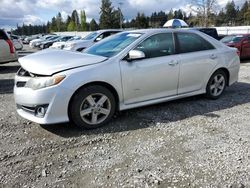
[
  {"x1": 176, "y1": 33, "x2": 215, "y2": 53},
  {"x1": 135, "y1": 33, "x2": 174, "y2": 58},
  {"x1": 0, "y1": 30, "x2": 8, "y2": 40},
  {"x1": 199, "y1": 28, "x2": 218, "y2": 39}
]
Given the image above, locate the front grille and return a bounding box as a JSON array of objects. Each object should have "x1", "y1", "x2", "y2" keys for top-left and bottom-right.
[{"x1": 17, "y1": 104, "x2": 36, "y2": 114}]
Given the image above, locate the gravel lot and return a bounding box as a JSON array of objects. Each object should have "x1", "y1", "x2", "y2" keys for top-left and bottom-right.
[{"x1": 0, "y1": 46, "x2": 250, "y2": 187}]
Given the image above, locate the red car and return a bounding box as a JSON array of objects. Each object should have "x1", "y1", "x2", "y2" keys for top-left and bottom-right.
[{"x1": 221, "y1": 34, "x2": 250, "y2": 59}]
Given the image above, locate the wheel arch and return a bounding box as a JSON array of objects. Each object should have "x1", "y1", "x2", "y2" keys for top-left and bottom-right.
[
  {"x1": 214, "y1": 67, "x2": 230, "y2": 86},
  {"x1": 67, "y1": 81, "x2": 120, "y2": 118}
]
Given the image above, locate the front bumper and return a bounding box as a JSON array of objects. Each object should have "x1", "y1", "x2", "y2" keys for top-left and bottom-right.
[{"x1": 14, "y1": 76, "x2": 73, "y2": 124}]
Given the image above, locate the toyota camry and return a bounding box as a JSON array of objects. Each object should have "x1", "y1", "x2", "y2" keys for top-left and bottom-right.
[{"x1": 14, "y1": 29, "x2": 240, "y2": 129}]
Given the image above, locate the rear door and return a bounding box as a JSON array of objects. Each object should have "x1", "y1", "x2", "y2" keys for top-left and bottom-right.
[
  {"x1": 175, "y1": 32, "x2": 220, "y2": 94},
  {"x1": 0, "y1": 30, "x2": 9, "y2": 62}
]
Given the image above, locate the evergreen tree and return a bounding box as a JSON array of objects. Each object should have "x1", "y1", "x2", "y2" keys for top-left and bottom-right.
[
  {"x1": 56, "y1": 12, "x2": 63, "y2": 31},
  {"x1": 80, "y1": 10, "x2": 87, "y2": 31},
  {"x1": 50, "y1": 17, "x2": 57, "y2": 32},
  {"x1": 89, "y1": 19, "x2": 99, "y2": 31},
  {"x1": 71, "y1": 10, "x2": 80, "y2": 31},
  {"x1": 135, "y1": 13, "x2": 149, "y2": 29},
  {"x1": 225, "y1": 1, "x2": 237, "y2": 25},
  {"x1": 99, "y1": 0, "x2": 113, "y2": 29}
]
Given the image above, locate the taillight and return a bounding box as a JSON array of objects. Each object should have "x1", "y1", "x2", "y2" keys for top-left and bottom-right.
[{"x1": 5, "y1": 39, "x2": 15, "y2": 54}]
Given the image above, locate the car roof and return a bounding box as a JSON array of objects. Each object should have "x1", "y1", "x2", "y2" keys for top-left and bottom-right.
[
  {"x1": 97, "y1": 29, "x2": 123, "y2": 33},
  {"x1": 127, "y1": 28, "x2": 202, "y2": 35}
]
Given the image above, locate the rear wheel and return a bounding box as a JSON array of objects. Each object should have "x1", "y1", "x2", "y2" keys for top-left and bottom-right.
[
  {"x1": 206, "y1": 70, "x2": 227, "y2": 99},
  {"x1": 69, "y1": 85, "x2": 116, "y2": 129}
]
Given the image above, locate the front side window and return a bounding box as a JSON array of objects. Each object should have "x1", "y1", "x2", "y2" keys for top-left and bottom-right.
[
  {"x1": 135, "y1": 33, "x2": 175, "y2": 58},
  {"x1": 83, "y1": 32, "x2": 99, "y2": 40},
  {"x1": 176, "y1": 33, "x2": 215, "y2": 53}
]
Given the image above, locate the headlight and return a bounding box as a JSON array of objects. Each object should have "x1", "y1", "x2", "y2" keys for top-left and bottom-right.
[{"x1": 25, "y1": 75, "x2": 65, "y2": 90}]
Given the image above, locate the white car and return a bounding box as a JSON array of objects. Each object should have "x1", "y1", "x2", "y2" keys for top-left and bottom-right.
[
  {"x1": 29, "y1": 35, "x2": 54, "y2": 48},
  {"x1": 50, "y1": 36, "x2": 80, "y2": 49},
  {"x1": 14, "y1": 29, "x2": 240, "y2": 129},
  {"x1": 10, "y1": 34, "x2": 23, "y2": 50},
  {"x1": 0, "y1": 29, "x2": 18, "y2": 64},
  {"x1": 63, "y1": 29, "x2": 121, "y2": 51}
]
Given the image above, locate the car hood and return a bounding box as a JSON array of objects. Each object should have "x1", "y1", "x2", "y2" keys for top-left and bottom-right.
[{"x1": 18, "y1": 49, "x2": 108, "y2": 75}]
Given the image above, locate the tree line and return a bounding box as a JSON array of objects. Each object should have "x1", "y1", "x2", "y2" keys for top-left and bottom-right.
[{"x1": 12, "y1": 0, "x2": 250, "y2": 36}]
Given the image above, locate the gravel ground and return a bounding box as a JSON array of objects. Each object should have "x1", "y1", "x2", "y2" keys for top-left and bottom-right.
[{"x1": 0, "y1": 46, "x2": 250, "y2": 187}]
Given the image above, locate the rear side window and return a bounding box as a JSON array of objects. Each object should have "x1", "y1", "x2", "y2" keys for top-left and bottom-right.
[
  {"x1": 176, "y1": 33, "x2": 215, "y2": 53},
  {"x1": 135, "y1": 33, "x2": 175, "y2": 59},
  {"x1": 199, "y1": 29, "x2": 217, "y2": 39},
  {"x1": 0, "y1": 30, "x2": 8, "y2": 40}
]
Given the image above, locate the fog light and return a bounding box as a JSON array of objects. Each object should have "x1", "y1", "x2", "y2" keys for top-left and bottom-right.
[{"x1": 35, "y1": 105, "x2": 48, "y2": 117}]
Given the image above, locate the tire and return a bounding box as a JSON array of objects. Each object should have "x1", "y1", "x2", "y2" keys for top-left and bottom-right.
[
  {"x1": 206, "y1": 70, "x2": 227, "y2": 99},
  {"x1": 69, "y1": 85, "x2": 116, "y2": 129}
]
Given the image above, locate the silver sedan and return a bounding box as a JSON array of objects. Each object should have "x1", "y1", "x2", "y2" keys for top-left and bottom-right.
[{"x1": 14, "y1": 29, "x2": 240, "y2": 129}]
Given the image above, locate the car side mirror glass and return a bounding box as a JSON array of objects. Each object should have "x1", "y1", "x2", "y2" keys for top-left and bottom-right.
[{"x1": 126, "y1": 50, "x2": 145, "y2": 62}]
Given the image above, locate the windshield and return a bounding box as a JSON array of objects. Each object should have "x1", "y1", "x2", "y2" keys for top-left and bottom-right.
[
  {"x1": 221, "y1": 35, "x2": 244, "y2": 43},
  {"x1": 84, "y1": 32, "x2": 143, "y2": 58},
  {"x1": 69, "y1": 36, "x2": 81, "y2": 41},
  {"x1": 82, "y1": 32, "x2": 99, "y2": 40}
]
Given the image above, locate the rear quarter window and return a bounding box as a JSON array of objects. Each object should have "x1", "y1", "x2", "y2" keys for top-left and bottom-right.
[
  {"x1": 0, "y1": 30, "x2": 9, "y2": 40},
  {"x1": 176, "y1": 32, "x2": 215, "y2": 54}
]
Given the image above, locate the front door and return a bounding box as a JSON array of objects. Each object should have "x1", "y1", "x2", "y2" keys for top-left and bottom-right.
[{"x1": 120, "y1": 33, "x2": 180, "y2": 104}]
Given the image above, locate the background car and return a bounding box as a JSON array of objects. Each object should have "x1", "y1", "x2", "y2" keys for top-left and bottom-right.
[
  {"x1": 40, "y1": 35, "x2": 73, "y2": 49},
  {"x1": 10, "y1": 34, "x2": 23, "y2": 50},
  {"x1": 29, "y1": 35, "x2": 54, "y2": 48},
  {"x1": 50, "y1": 36, "x2": 81, "y2": 49},
  {"x1": 38, "y1": 35, "x2": 61, "y2": 49},
  {"x1": 189, "y1": 28, "x2": 220, "y2": 40},
  {"x1": 221, "y1": 34, "x2": 250, "y2": 59},
  {"x1": 15, "y1": 29, "x2": 239, "y2": 129},
  {"x1": 0, "y1": 29, "x2": 18, "y2": 64},
  {"x1": 63, "y1": 29, "x2": 122, "y2": 51},
  {"x1": 23, "y1": 35, "x2": 41, "y2": 44}
]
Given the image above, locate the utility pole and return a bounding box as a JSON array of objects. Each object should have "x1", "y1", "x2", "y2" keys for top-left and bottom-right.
[{"x1": 118, "y1": 2, "x2": 123, "y2": 29}]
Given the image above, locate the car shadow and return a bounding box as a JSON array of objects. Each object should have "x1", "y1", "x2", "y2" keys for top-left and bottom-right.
[
  {"x1": 0, "y1": 79, "x2": 14, "y2": 94},
  {"x1": 0, "y1": 65, "x2": 20, "y2": 74},
  {"x1": 240, "y1": 59, "x2": 250, "y2": 64},
  {"x1": 41, "y1": 81, "x2": 250, "y2": 138}
]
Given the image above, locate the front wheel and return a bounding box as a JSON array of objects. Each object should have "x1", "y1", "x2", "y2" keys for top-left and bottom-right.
[
  {"x1": 206, "y1": 70, "x2": 227, "y2": 99},
  {"x1": 69, "y1": 85, "x2": 116, "y2": 129}
]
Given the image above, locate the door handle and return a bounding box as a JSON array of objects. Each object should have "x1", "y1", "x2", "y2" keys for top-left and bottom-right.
[
  {"x1": 168, "y1": 60, "x2": 179, "y2": 66},
  {"x1": 210, "y1": 54, "x2": 217, "y2": 59}
]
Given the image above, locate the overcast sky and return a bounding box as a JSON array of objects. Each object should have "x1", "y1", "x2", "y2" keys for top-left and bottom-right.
[{"x1": 0, "y1": 0, "x2": 245, "y2": 30}]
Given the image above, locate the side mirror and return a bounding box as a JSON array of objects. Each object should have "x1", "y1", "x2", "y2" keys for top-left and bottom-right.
[{"x1": 126, "y1": 50, "x2": 145, "y2": 62}]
